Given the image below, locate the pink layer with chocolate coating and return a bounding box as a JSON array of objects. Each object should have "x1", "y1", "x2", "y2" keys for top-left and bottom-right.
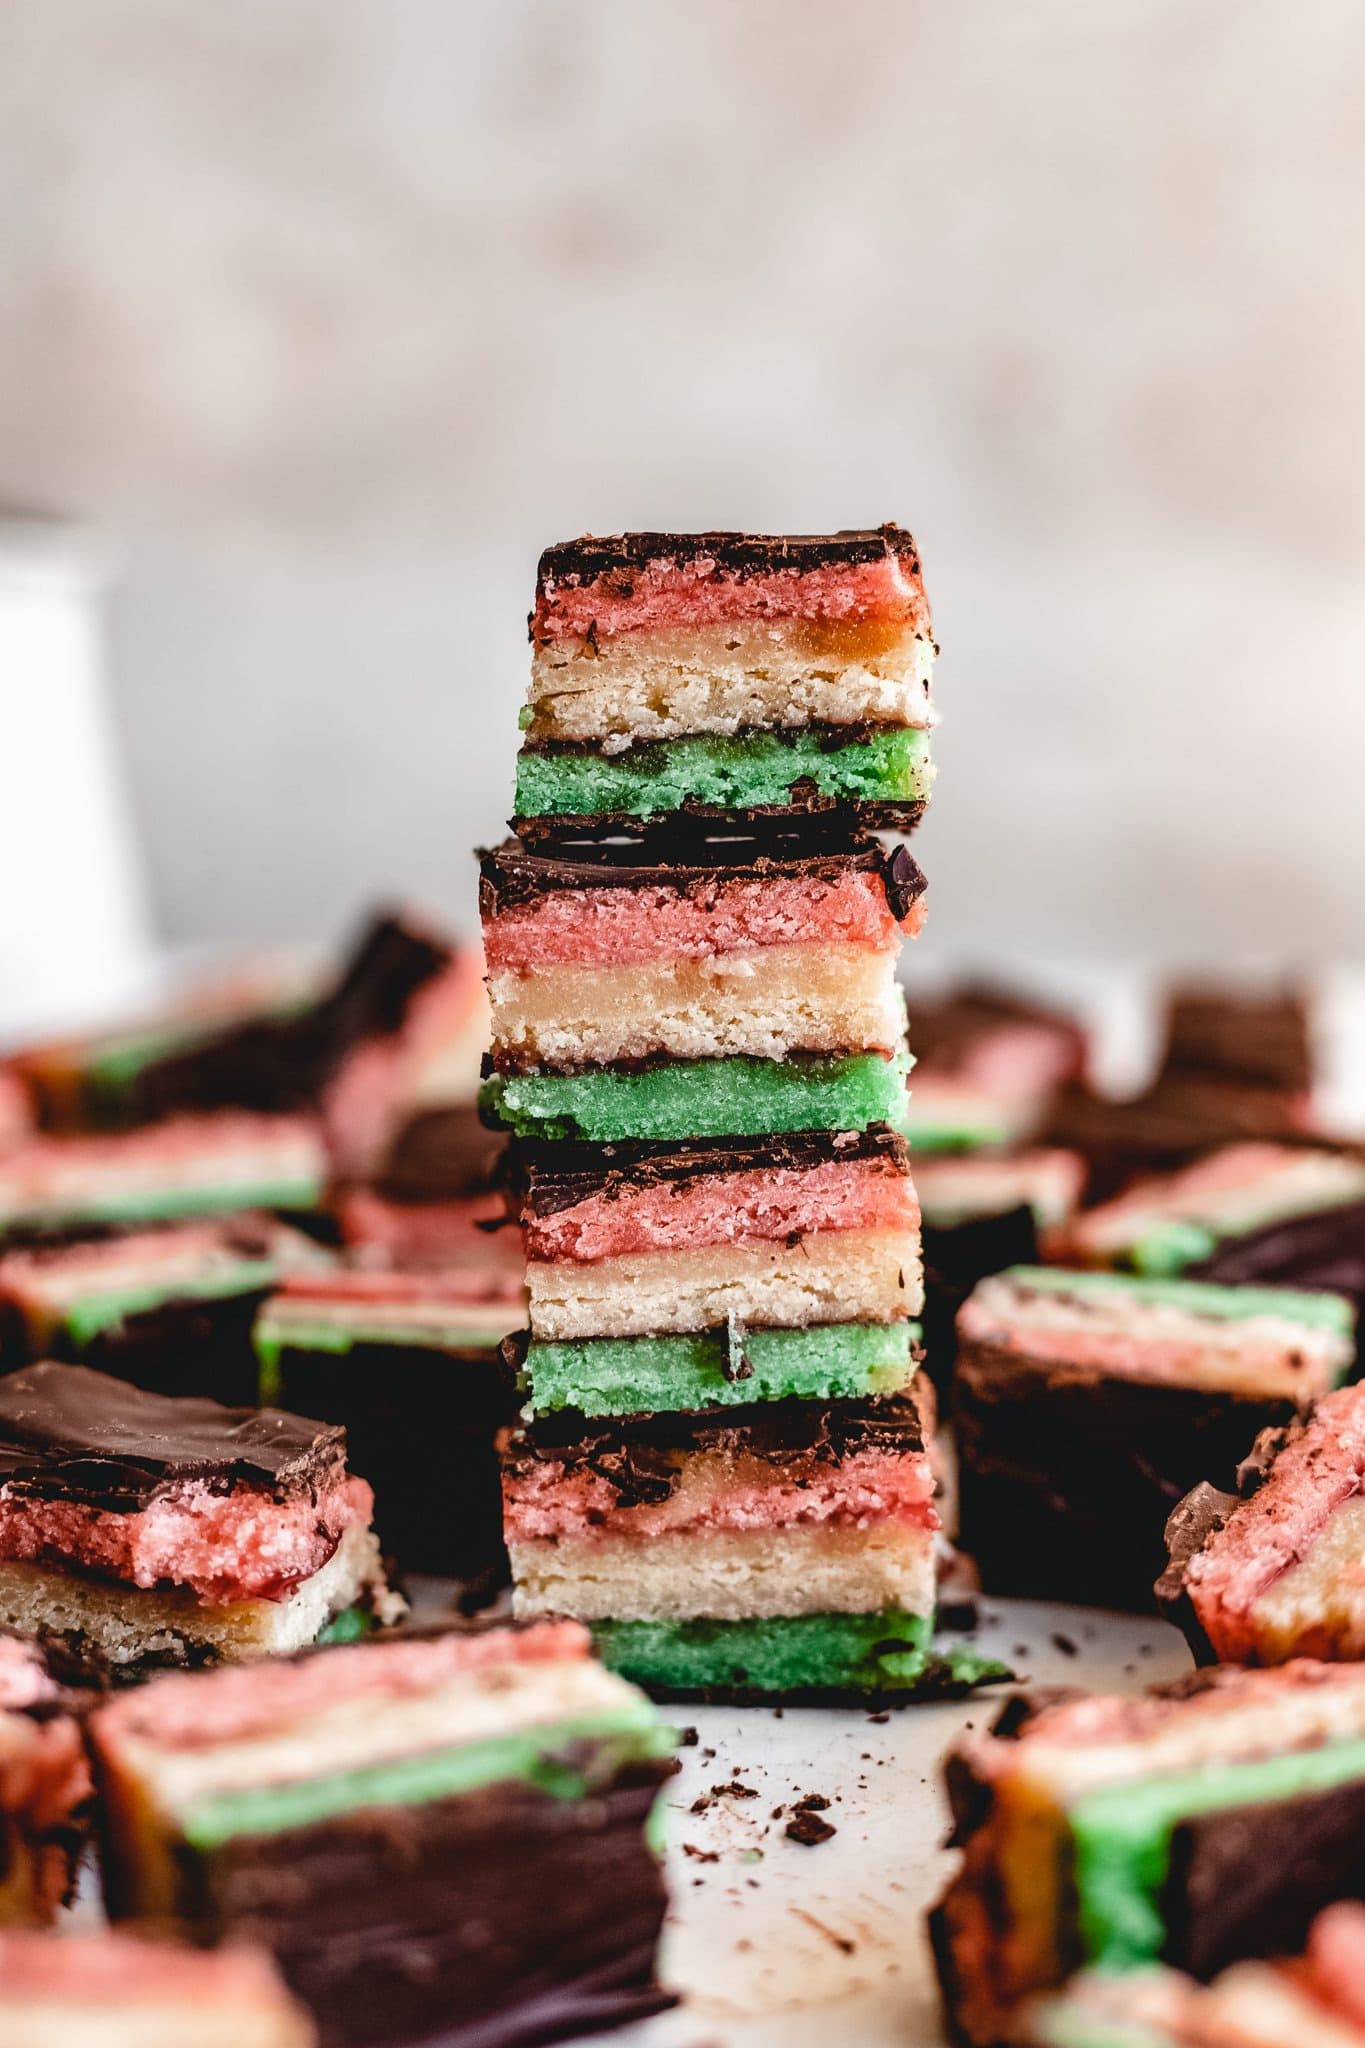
[
  {"x1": 527, "y1": 1156, "x2": 918, "y2": 1264},
  {"x1": 534, "y1": 550, "x2": 930, "y2": 642},
  {"x1": 501, "y1": 1449, "x2": 937, "y2": 1545},
  {"x1": 95, "y1": 1619, "x2": 590, "y2": 1751},
  {"x1": 1182, "y1": 1385, "x2": 1365, "y2": 1661},
  {"x1": 483, "y1": 870, "x2": 923, "y2": 975},
  {"x1": 0, "y1": 1475, "x2": 373, "y2": 1605}
]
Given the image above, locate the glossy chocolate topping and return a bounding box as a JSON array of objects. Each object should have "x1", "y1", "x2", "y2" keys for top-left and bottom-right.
[
  {"x1": 0, "y1": 1361, "x2": 345, "y2": 1510},
  {"x1": 512, "y1": 1123, "x2": 910, "y2": 1220},
  {"x1": 536, "y1": 525, "x2": 921, "y2": 597},
  {"x1": 479, "y1": 833, "x2": 926, "y2": 923},
  {"x1": 504, "y1": 1395, "x2": 926, "y2": 1509}
]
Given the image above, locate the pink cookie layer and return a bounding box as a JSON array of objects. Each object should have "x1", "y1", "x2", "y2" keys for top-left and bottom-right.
[
  {"x1": 502, "y1": 1449, "x2": 937, "y2": 1545},
  {"x1": 1299, "y1": 1904, "x2": 1365, "y2": 2029},
  {"x1": 337, "y1": 1188, "x2": 524, "y2": 1281},
  {"x1": 483, "y1": 870, "x2": 923, "y2": 975},
  {"x1": 0, "y1": 1474, "x2": 373, "y2": 1606},
  {"x1": 277, "y1": 1251, "x2": 523, "y2": 1309},
  {"x1": 955, "y1": 1299, "x2": 1317, "y2": 1391},
  {"x1": 1183, "y1": 1384, "x2": 1365, "y2": 1661},
  {"x1": 527, "y1": 1156, "x2": 918, "y2": 1264},
  {"x1": 0, "y1": 1930, "x2": 296, "y2": 2004},
  {"x1": 534, "y1": 553, "x2": 930, "y2": 642},
  {"x1": 96, "y1": 1618, "x2": 590, "y2": 1752}
]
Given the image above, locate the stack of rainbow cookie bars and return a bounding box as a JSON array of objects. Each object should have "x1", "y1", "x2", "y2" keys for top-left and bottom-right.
[{"x1": 480, "y1": 528, "x2": 984, "y2": 1700}]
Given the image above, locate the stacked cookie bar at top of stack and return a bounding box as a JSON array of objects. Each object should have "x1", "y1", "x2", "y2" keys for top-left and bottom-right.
[{"x1": 482, "y1": 528, "x2": 994, "y2": 1702}]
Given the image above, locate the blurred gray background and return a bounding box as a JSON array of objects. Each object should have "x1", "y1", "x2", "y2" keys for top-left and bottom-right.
[{"x1": 2, "y1": 0, "x2": 1363, "y2": 970}]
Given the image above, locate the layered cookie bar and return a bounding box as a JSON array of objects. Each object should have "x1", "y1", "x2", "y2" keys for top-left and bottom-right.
[
  {"x1": 1020, "y1": 1902, "x2": 1365, "y2": 2048},
  {"x1": 0, "y1": 1930, "x2": 315, "y2": 2047},
  {"x1": 336, "y1": 1102, "x2": 510, "y2": 1264},
  {"x1": 1161, "y1": 1380, "x2": 1365, "y2": 1666},
  {"x1": 91, "y1": 1621, "x2": 676, "y2": 2048},
  {"x1": 0, "y1": 1113, "x2": 328, "y2": 1241},
  {"x1": 502, "y1": 1396, "x2": 960, "y2": 1700},
  {"x1": 1062, "y1": 1143, "x2": 1365, "y2": 1276},
  {"x1": 954, "y1": 1266, "x2": 1355, "y2": 1610},
  {"x1": 932, "y1": 1661, "x2": 1365, "y2": 2045},
  {"x1": 915, "y1": 1151, "x2": 1085, "y2": 1386},
  {"x1": 0, "y1": 1216, "x2": 325, "y2": 1404},
  {"x1": 901, "y1": 986, "x2": 1088, "y2": 1153},
  {"x1": 482, "y1": 833, "x2": 924, "y2": 1071},
  {"x1": 0, "y1": 1634, "x2": 93, "y2": 1923},
  {"x1": 255, "y1": 1266, "x2": 524, "y2": 1583},
  {"x1": 515, "y1": 1124, "x2": 920, "y2": 1354},
  {"x1": 515, "y1": 527, "x2": 934, "y2": 834},
  {"x1": 0, "y1": 1362, "x2": 401, "y2": 1670}
]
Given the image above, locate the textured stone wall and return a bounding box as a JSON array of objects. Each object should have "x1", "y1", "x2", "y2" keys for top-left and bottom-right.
[{"x1": 2, "y1": 0, "x2": 1362, "y2": 960}]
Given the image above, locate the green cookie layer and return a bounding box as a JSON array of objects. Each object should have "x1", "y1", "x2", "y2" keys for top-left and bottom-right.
[
  {"x1": 513, "y1": 726, "x2": 932, "y2": 822},
  {"x1": 1069, "y1": 1734, "x2": 1365, "y2": 1971},
  {"x1": 593, "y1": 1613, "x2": 1009, "y2": 1699},
  {"x1": 0, "y1": 1176, "x2": 325, "y2": 1240},
  {"x1": 180, "y1": 1704, "x2": 674, "y2": 1851},
  {"x1": 522, "y1": 1321, "x2": 918, "y2": 1418},
  {"x1": 482, "y1": 1048, "x2": 910, "y2": 1144},
  {"x1": 1005, "y1": 1265, "x2": 1356, "y2": 1337}
]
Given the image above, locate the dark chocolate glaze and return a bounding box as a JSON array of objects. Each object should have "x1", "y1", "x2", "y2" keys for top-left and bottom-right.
[
  {"x1": 0, "y1": 1361, "x2": 345, "y2": 1510},
  {"x1": 479, "y1": 832, "x2": 926, "y2": 923},
  {"x1": 483, "y1": 1040, "x2": 885, "y2": 1081},
  {"x1": 119, "y1": 912, "x2": 452, "y2": 1127},
  {"x1": 1164, "y1": 1777, "x2": 1365, "y2": 1980},
  {"x1": 269, "y1": 1340, "x2": 514, "y2": 1586},
  {"x1": 514, "y1": 1123, "x2": 909, "y2": 1221},
  {"x1": 504, "y1": 1396, "x2": 925, "y2": 1509},
  {"x1": 1043, "y1": 1082, "x2": 1333, "y2": 1204},
  {"x1": 511, "y1": 796, "x2": 927, "y2": 841},
  {"x1": 535, "y1": 524, "x2": 920, "y2": 599},
  {"x1": 1159, "y1": 987, "x2": 1314, "y2": 1096},
  {"x1": 953, "y1": 1343, "x2": 1302, "y2": 1613},
  {"x1": 1154, "y1": 1481, "x2": 1238, "y2": 1663},
  {"x1": 373, "y1": 1106, "x2": 507, "y2": 1202},
  {"x1": 157, "y1": 1766, "x2": 674, "y2": 2048}
]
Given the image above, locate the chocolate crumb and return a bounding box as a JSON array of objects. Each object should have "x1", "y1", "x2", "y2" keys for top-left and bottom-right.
[
  {"x1": 792, "y1": 1793, "x2": 830, "y2": 1812},
  {"x1": 678, "y1": 1725, "x2": 699, "y2": 1746},
  {"x1": 710, "y1": 1780, "x2": 758, "y2": 1801},
  {"x1": 1051, "y1": 1633, "x2": 1078, "y2": 1658},
  {"x1": 682, "y1": 1843, "x2": 719, "y2": 1863},
  {"x1": 867, "y1": 1710, "x2": 891, "y2": 1724},
  {"x1": 786, "y1": 1810, "x2": 837, "y2": 1846}
]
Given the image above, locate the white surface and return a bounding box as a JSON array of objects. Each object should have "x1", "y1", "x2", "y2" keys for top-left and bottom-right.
[{"x1": 599, "y1": 1601, "x2": 1192, "y2": 2048}]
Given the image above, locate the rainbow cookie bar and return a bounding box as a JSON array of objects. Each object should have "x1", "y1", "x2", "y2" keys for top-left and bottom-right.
[
  {"x1": 516, "y1": 1125, "x2": 920, "y2": 1355},
  {"x1": 0, "y1": 1635, "x2": 93, "y2": 1924},
  {"x1": 1021, "y1": 1902, "x2": 1365, "y2": 2048},
  {"x1": 0, "y1": 1114, "x2": 328, "y2": 1242},
  {"x1": 502, "y1": 1395, "x2": 961, "y2": 1701},
  {"x1": 1161, "y1": 1380, "x2": 1365, "y2": 1667},
  {"x1": 0, "y1": 1930, "x2": 315, "y2": 2047},
  {"x1": 0, "y1": 1216, "x2": 326, "y2": 1405},
  {"x1": 0, "y1": 1362, "x2": 401, "y2": 1671},
  {"x1": 954, "y1": 1267, "x2": 1355, "y2": 1611},
  {"x1": 932, "y1": 1661, "x2": 1365, "y2": 2046},
  {"x1": 91, "y1": 1621, "x2": 676, "y2": 2048},
  {"x1": 515, "y1": 527, "x2": 934, "y2": 834},
  {"x1": 1061, "y1": 1143, "x2": 1365, "y2": 1277},
  {"x1": 254, "y1": 1266, "x2": 524, "y2": 1583}
]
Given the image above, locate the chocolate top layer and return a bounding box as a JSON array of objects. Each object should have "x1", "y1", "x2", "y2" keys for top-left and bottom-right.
[
  {"x1": 1160, "y1": 987, "x2": 1314, "y2": 1095},
  {"x1": 513, "y1": 1125, "x2": 910, "y2": 1220},
  {"x1": 479, "y1": 834, "x2": 926, "y2": 924},
  {"x1": 506, "y1": 1395, "x2": 925, "y2": 1508},
  {"x1": 0, "y1": 1361, "x2": 345, "y2": 1511},
  {"x1": 536, "y1": 526, "x2": 921, "y2": 596},
  {"x1": 1192, "y1": 1199, "x2": 1365, "y2": 1306}
]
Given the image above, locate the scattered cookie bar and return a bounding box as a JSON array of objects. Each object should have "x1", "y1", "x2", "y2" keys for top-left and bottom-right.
[
  {"x1": 0, "y1": 1362, "x2": 401, "y2": 1671},
  {"x1": 932, "y1": 1661, "x2": 1365, "y2": 2046},
  {"x1": 0, "y1": 1215, "x2": 325, "y2": 1404},
  {"x1": 1161, "y1": 1379, "x2": 1365, "y2": 1665},
  {"x1": 1060, "y1": 1142, "x2": 1365, "y2": 1276},
  {"x1": 90, "y1": 1621, "x2": 676, "y2": 2048},
  {"x1": 254, "y1": 1265, "x2": 523, "y2": 1583},
  {"x1": 954, "y1": 1266, "x2": 1354, "y2": 1609},
  {"x1": 0, "y1": 1114, "x2": 329, "y2": 1243}
]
